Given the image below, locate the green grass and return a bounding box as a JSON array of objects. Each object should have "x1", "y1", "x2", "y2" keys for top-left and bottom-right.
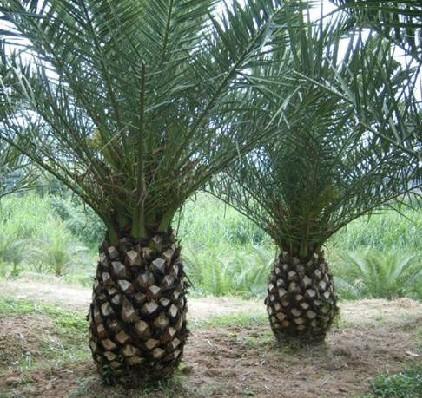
[
  {"x1": 0, "y1": 297, "x2": 86, "y2": 328},
  {"x1": 191, "y1": 311, "x2": 267, "y2": 330},
  {"x1": 362, "y1": 365, "x2": 422, "y2": 398},
  {"x1": 238, "y1": 329, "x2": 274, "y2": 350},
  {"x1": 69, "y1": 375, "x2": 187, "y2": 398},
  {"x1": 329, "y1": 208, "x2": 422, "y2": 253},
  {"x1": 0, "y1": 296, "x2": 268, "y2": 388},
  {"x1": 177, "y1": 193, "x2": 270, "y2": 247}
]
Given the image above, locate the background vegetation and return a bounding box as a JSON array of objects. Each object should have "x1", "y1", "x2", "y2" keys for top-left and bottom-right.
[{"x1": 0, "y1": 191, "x2": 420, "y2": 300}]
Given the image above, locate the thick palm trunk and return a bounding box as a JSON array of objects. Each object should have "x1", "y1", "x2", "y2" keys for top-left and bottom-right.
[
  {"x1": 88, "y1": 231, "x2": 188, "y2": 385},
  {"x1": 266, "y1": 252, "x2": 339, "y2": 344}
]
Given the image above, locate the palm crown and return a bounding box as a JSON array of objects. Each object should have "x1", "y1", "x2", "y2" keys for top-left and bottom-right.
[
  {"x1": 0, "y1": 0, "x2": 290, "y2": 241},
  {"x1": 214, "y1": 12, "x2": 420, "y2": 257}
]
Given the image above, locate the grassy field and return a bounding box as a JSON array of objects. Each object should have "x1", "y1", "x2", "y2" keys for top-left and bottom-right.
[{"x1": 0, "y1": 192, "x2": 421, "y2": 300}]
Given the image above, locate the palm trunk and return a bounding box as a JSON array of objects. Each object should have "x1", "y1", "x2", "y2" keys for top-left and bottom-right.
[
  {"x1": 88, "y1": 231, "x2": 188, "y2": 385},
  {"x1": 265, "y1": 252, "x2": 339, "y2": 344}
]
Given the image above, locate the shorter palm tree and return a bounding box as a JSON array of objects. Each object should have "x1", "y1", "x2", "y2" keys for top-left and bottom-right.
[{"x1": 213, "y1": 12, "x2": 420, "y2": 344}]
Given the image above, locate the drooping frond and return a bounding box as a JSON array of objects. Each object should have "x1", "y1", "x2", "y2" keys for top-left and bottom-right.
[
  {"x1": 334, "y1": 0, "x2": 422, "y2": 63},
  {"x1": 0, "y1": 41, "x2": 36, "y2": 199},
  {"x1": 331, "y1": 0, "x2": 422, "y2": 162}
]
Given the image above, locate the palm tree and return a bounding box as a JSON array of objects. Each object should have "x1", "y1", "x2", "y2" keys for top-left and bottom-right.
[
  {"x1": 0, "y1": 0, "x2": 291, "y2": 385},
  {"x1": 212, "y1": 11, "x2": 420, "y2": 344}
]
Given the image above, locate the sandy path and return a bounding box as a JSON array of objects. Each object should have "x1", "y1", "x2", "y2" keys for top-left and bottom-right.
[
  {"x1": 0, "y1": 279, "x2": 264, "y2": 321},
  {"x1": 1, "y1": 279, "x2": 420, "y2": 327}
]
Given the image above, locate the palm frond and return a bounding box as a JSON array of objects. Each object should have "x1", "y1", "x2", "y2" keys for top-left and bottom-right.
[{"x1": 334, "y1": 0, "x2": 422, "y2": 63}]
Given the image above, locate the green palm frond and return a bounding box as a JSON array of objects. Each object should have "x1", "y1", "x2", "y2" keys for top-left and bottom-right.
[
  {"x1": 0, "y1": 0, "x2": 297, "y2": 240},
  {"x1": 0, "y1": 41, "x2": 36, "y2": 199},
  {"x1": 0, "y1": 142, "x2": 34, "y2": 199},
  {"x1": 334, "y1": 0, "x2": 422, "y2": 63},
  {"x1": 331, "y1": 1, "x2": 422, "y2": 161}
]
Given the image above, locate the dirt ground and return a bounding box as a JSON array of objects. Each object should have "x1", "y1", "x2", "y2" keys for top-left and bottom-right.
[{"x1": 0, "y1": 280, "x2": 421, "y2": 398}]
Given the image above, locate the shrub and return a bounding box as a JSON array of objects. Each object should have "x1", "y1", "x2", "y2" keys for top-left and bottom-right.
[
  {"x1": 333, "y1": 250, "x2": 422, "y2": 300},
  {"x1": 184, "y1": 245, "x2": 273, "y2": 297},
  {"x1": 366, "y1": 365, "x2": 422, "y2": 398},
  {"x1": 50, "y1": 196, "x2": 105, "y2": 250}
]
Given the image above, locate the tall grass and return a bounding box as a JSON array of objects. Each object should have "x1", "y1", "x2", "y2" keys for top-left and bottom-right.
[
  {"x1": 0, "y1": 194, "x2": 93, "y2": 279},
  {"x1": 329, "y1": 209, "x2": 422, "y2": 252},
  {"x1": 177, "y1": 193, "x2": 270, "y2": 247},
  {"x1": 1, "y1": 192, "x2": 421, "y2": 299},
  {"x1": 328, "y1": 208, "x2": 422, "y2": 300},
  {"x1": 177, "y1": 194, "x2": 273, "y2": 297}
]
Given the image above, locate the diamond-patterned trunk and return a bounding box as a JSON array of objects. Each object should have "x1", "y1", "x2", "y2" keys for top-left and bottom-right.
[
  {"x1": 266, "y1": 252, "x2": 339, "y2": 343},
  {"x1": 88, "y1": 231, "x2": 188, "y2": 385}
]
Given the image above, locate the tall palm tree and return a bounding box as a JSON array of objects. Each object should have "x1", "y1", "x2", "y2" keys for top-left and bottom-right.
[
  {"x1": 212, "y1": 11, "x2": 420, "y2": 344},
  {"x1": 0, "y1": 0, "x2": 290, "y2": 385}
]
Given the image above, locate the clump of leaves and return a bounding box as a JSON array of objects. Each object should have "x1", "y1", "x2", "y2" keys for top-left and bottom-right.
[
  {"x1": 334, "y1": 250, "x2": 422, "y2": 300},
  {"x1": 28, "y1": 218, "x2": 90, "y2": 276},
  {"x1": 184, "y1": 246, "x2": 272, "y2": 297},
  {"x1": 366, "y1": 365, "x2": 422, "y2": 398}
]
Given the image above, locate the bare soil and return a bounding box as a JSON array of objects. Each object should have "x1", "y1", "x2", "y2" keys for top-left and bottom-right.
[
  {"x1": 0, "y1": 280, "x2": 421, "y2": 398},
  {"x1": 0, "y1": 315, "x2": 54, "y2": 370}
]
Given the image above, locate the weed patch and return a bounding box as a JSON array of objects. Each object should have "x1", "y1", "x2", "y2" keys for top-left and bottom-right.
[{"x1": 364, "y1": 365, "x2": 422, "y2": 398}]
